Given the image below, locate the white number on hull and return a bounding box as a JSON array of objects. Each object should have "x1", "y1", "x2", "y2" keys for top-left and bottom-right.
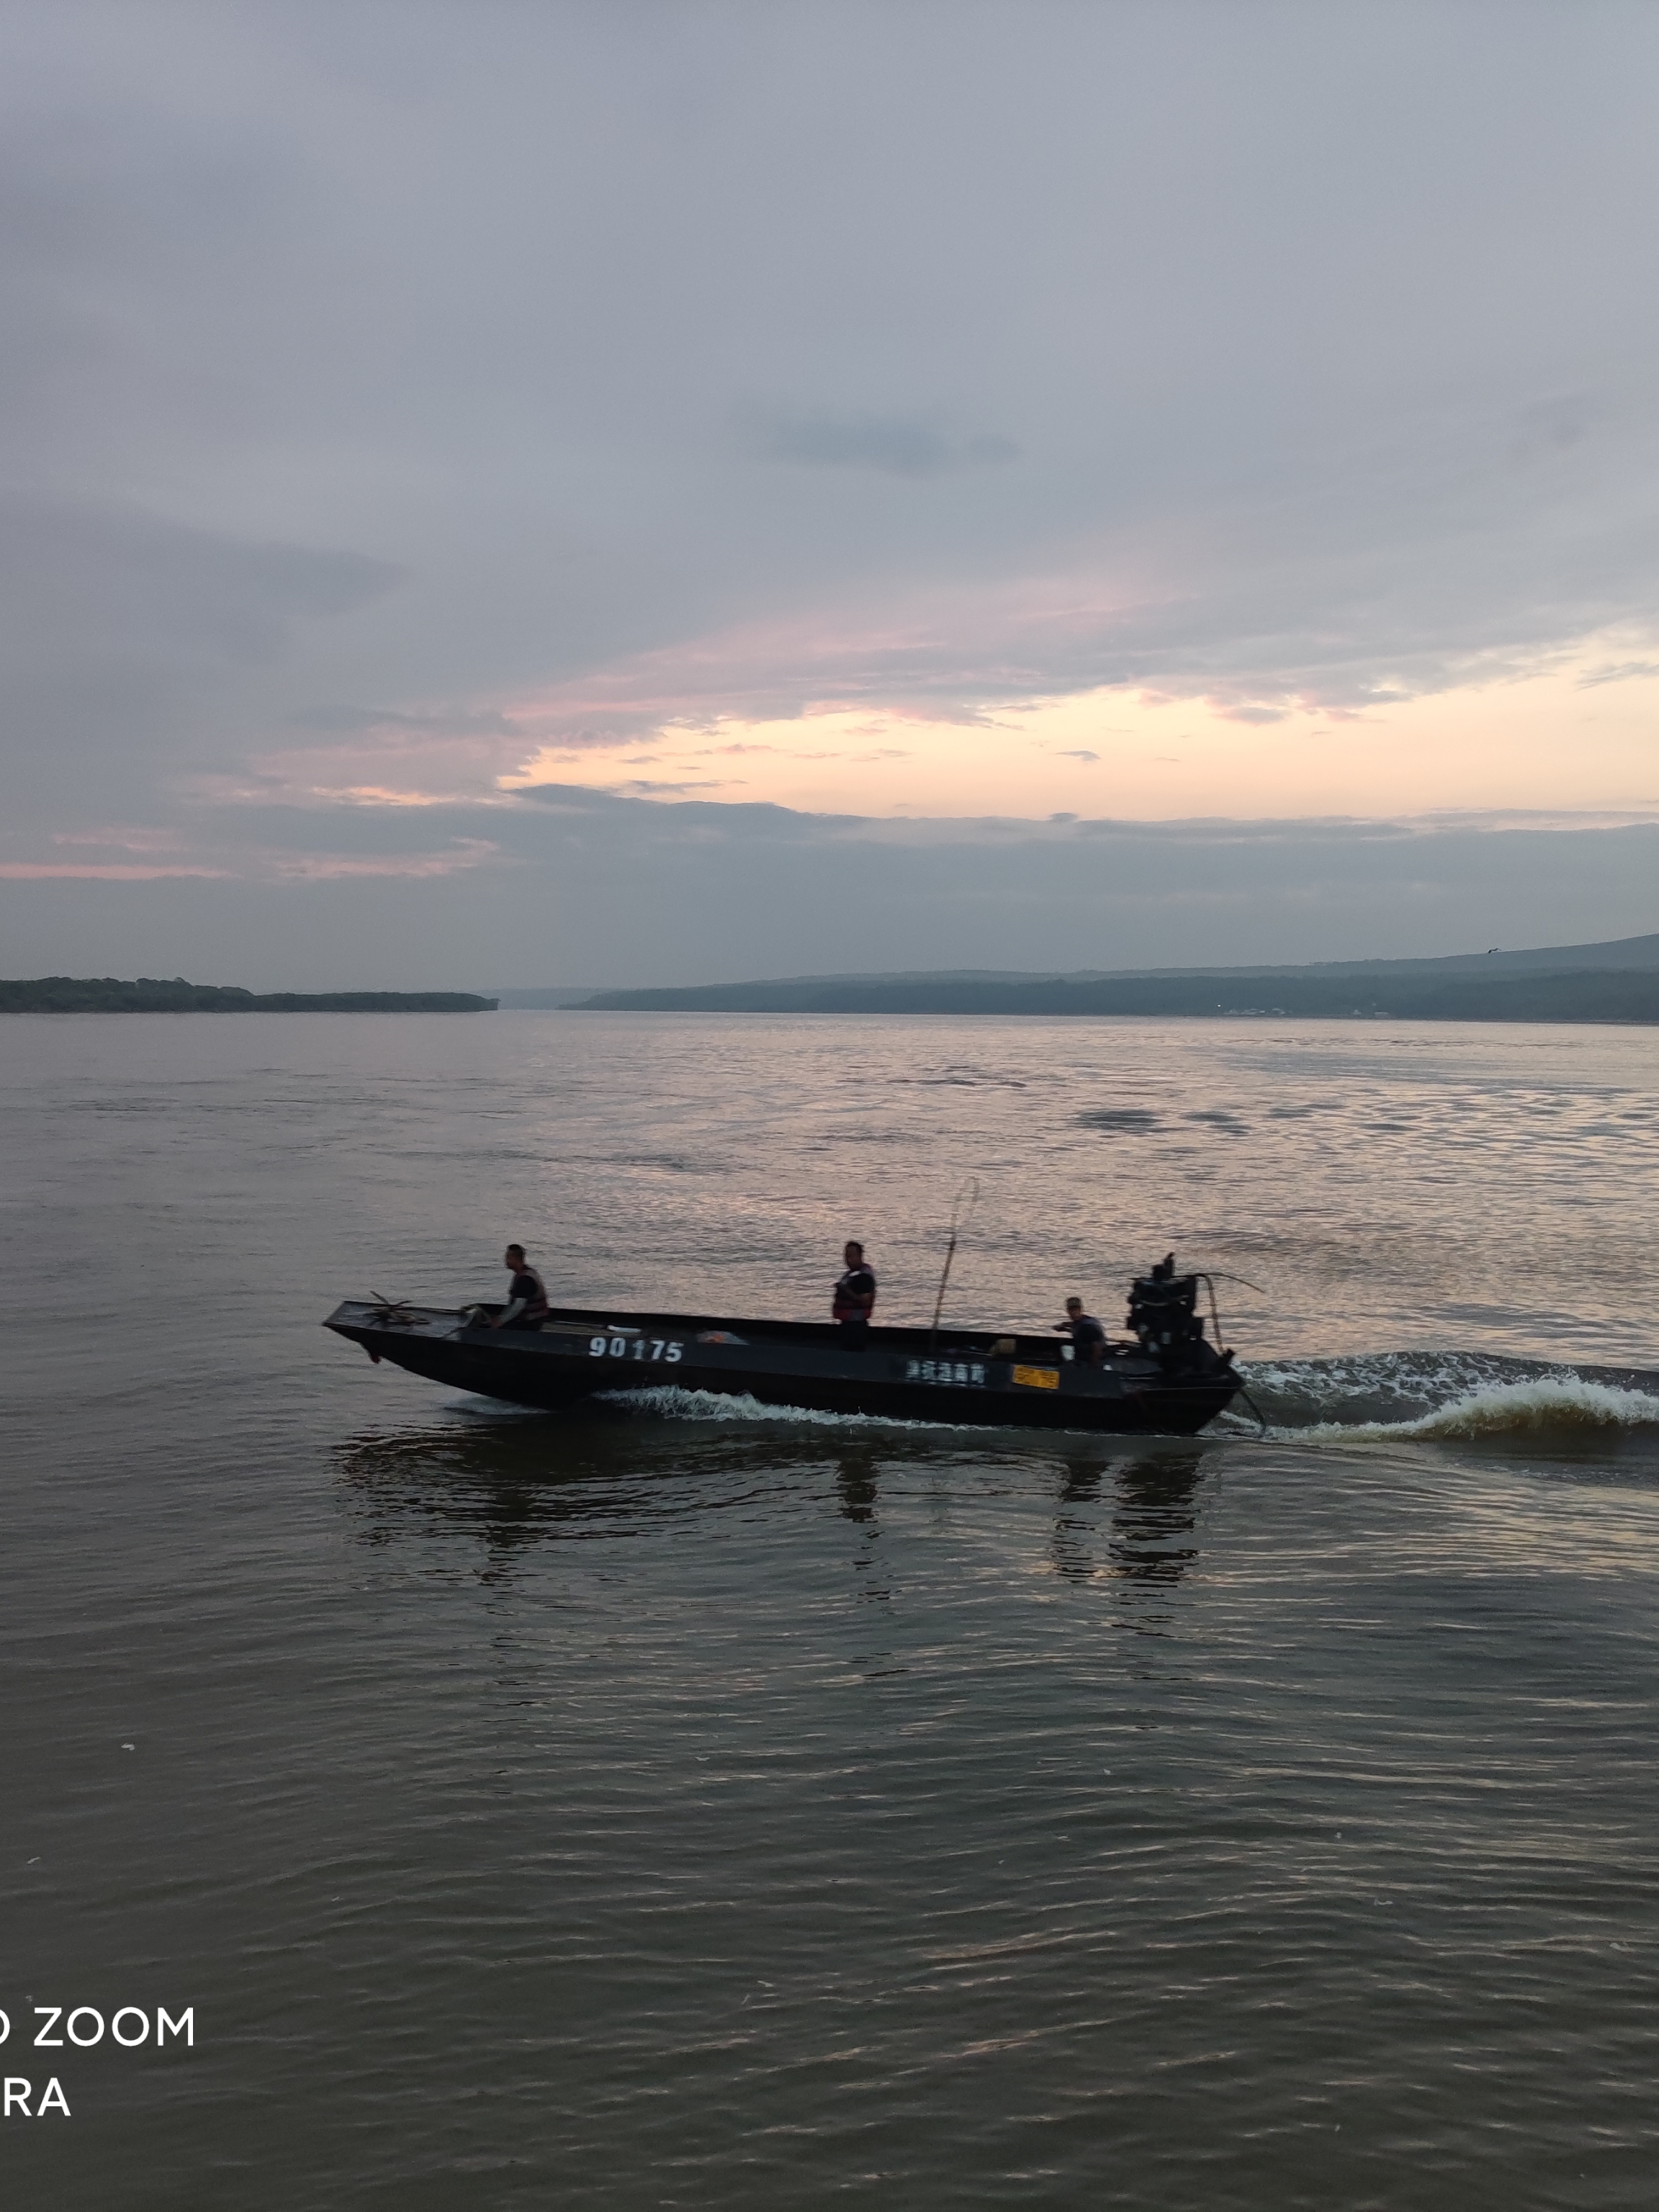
[{"x1": 588, "y1": 1336, "x2": 682, "y2": 1362}]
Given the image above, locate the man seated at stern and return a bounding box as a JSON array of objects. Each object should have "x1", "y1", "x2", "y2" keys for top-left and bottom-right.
[
  {"x1": 1056, "y1": 1295, "x2": 1107, "y2": 1366},
  {"x1": 832, "y1": 1241, "x2": 878, "y2": 1345},
  {"x1": 492, "y1": 1244, "x2": 550, "y2": 1330}
]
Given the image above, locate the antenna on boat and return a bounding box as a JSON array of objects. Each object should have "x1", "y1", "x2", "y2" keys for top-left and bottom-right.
[{"x1": 929, "y1": 1177, "x2": 979, "y2": 1346}]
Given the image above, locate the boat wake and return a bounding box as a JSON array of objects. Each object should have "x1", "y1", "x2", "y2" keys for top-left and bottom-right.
[
  {"x1": 1285, "y1": 1376, "x2": 1659, "y2": 1444},
  {"x1": 1228, "y1": 1352, "x2": 1659, "y2": 1443},
  {"x1": 595, "y1": 1384, "x2": 942, "y2": 1431}
]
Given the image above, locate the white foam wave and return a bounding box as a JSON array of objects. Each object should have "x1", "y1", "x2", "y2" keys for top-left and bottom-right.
[
  {"x1": 595, "y1": 1384, "x2": 944, "y2": 1431},
  {"x1": 1284, "y1": 1375, "x2": 1659, "y2": 1444},
  {"x1": 1240, "y1": 1352, "x2": 1503, "y2": 1408}
]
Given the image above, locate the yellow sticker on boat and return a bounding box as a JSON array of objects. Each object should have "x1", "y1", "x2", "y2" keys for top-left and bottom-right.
[{"x1": 1012, "y1": 1364, "x2": 1060, "y2": 1390}]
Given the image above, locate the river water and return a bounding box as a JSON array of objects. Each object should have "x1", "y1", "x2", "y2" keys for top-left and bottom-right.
[{"x1": 4, "y1": 1011, "x2": 1658, "y2": 2209}]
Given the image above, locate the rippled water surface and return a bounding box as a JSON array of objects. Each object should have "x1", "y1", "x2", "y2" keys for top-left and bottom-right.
[{"x1": 4, "y1": 1011, "x2": 1659, "y2": 2209}]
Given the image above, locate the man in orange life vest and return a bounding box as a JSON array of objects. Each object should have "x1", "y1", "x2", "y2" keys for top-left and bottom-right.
[{"x1": 832, "y1": 1241, "x2": 877, "y2": 1345}]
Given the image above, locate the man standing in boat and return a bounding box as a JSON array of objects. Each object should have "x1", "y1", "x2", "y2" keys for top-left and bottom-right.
[
  {"x1": 833, "y1": 1241, "x2": 877, "y2": 1344},
  {"x1": 492, "y1": 1244, "x2": 550, "y2": 1330}
]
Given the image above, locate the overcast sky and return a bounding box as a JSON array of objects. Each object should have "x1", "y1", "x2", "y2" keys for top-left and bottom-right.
[{"x1": 2, "y1": 0, "x2": 1657, "y2": 986}]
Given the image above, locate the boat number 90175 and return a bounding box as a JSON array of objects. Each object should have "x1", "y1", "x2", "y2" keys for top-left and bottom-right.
[{"x1": 590, "y1": 1336, "x2": 683, "y2": 1362}]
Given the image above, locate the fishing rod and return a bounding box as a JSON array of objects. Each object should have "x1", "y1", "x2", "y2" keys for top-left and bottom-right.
[{"x1": 929, "y1": 1177, "x2": 979, "y2": 1348}]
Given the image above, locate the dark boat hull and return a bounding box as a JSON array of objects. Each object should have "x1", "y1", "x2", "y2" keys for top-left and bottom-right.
[{"x1": 324, "y1": 1301, "x2": 1241, "y2": 1437}]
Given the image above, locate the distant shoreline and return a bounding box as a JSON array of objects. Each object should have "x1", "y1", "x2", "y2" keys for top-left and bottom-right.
[
  {"x1": 575, "y1": 969, "x2": 1659, "y2": 1025},
  {"x1": 0, "y1": 978, "x2": 496, "y2": 1013}
]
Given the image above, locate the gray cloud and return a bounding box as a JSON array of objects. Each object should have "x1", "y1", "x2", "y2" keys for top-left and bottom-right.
[
  {"x1": 0, "y1": 500, "x2": 396, "y2": 665},
  {"x1": 287, "y1": 704, "x2": 522, "y2": 735},
  {"x1": 4, "y1": 2, "x2": 1659, "y2": 974},
  {"x1": 754, "y1": 408, "x2": 1019, "y2": 477},
  {"x1": 0, "y1": 495, "x2": 400, "y2": 822}
]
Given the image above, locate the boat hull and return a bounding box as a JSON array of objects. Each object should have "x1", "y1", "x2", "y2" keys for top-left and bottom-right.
[{"x1": 324, "y1": 1301, "x2": 1241, "y2": 1437}]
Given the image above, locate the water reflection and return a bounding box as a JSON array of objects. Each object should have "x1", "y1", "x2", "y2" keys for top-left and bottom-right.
[
  {"x1": 1109, "y1": 1448, "x2": 1207, "y2": 1581},
  {"x1": 1049, "y1": 1452, "x2": 1103, "y2": 1583},
  {"x1": 335, "y1": 1413, "x2": 1219, "y2": 1599},
  {"x1": 334, "y1": 1410, "x2": 919, "y2": 1577},
  {"x1": 832, "y1": 1444, "x2": 881, "y2": 1524},
  {"x1": 465, "y1": 1480, "x2": 547, "y2": 1585},
  {"x1": 1049, "y1": 1444, "x2": 1210, "y2": 1583},
  {"x1": 333, "y1": 1408, "x2": 786, "y2": 1581}
]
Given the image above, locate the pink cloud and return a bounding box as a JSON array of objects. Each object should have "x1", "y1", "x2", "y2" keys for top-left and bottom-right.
[
  {"x1": 498, "y1": 574, "x2": 1160, "y2": 763},
  {"x1": 0, "y1": 862, "x2": 229, "y2": 879},
  {"x1": 0, "y1": 837, "x2": 506, "y2": 884}
]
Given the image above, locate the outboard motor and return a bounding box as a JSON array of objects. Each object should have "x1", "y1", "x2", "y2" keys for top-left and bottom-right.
[{"x1": 1127, "y1": 1254, "x2": 1210, "y2": 1374}]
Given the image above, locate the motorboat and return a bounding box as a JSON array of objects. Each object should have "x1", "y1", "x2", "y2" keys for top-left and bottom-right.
[{"x1": 323, "y1": 1257, "x2": 1242, "y2": 1436}]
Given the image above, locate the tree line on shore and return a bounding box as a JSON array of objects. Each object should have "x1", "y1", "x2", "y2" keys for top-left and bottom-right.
[{"x1": 0, "y1": 977, "x2": 496, "y2": 1012}]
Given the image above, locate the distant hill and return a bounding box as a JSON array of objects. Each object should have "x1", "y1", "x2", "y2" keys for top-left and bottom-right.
[
  {"x1": 1092, "y1": 929, "x2": 1659, "y2": 981},
  {"x1": 577, "y1": 930, "x2": 1659, "y2": 1023},
  {"x1": 0, "y1": 976, "x2": 497, "y2": 1012},
  {"x1": 493, "y1": 986, "x2": 608, "y2": 1008}
]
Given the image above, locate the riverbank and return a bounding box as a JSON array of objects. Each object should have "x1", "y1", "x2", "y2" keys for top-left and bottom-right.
[{"x1": 0, "y1": 976, "x2": 495, "y2": 1012}]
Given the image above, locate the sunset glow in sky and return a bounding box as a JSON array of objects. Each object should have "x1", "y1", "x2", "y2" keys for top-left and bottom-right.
[{"x1": 500, "y1": 655, "x2": 1659, "y2": 824}]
